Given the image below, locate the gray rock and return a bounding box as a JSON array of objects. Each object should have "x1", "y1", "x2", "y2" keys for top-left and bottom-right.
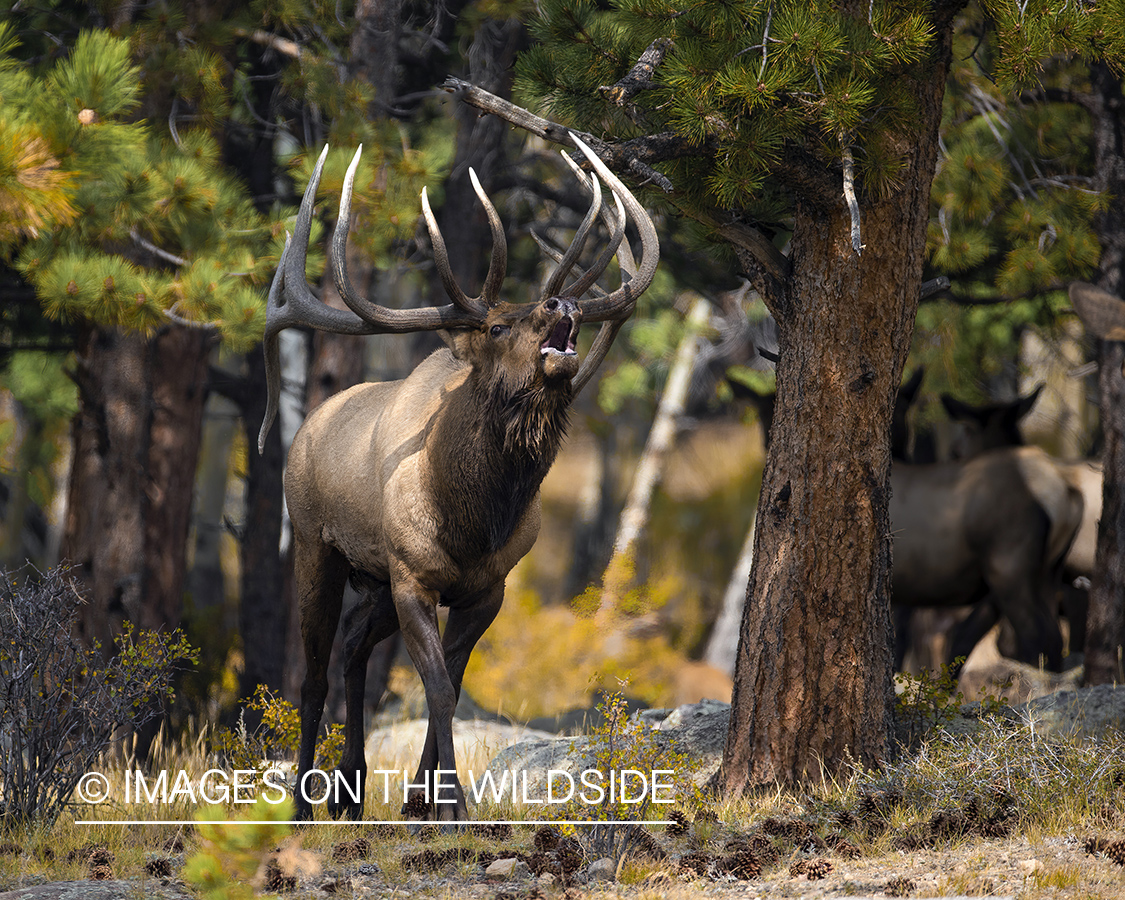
[
  {"x1": 586, "y1": 857, "x2": 617, "y2": 883},
  {"x1": 486, "y1": 700, "x2": 730, "y2": 800},
  {"x1": 0, "y1": 882, "x2": 192, "y2": 900},
  {"x1": 484, "y1": 857, "x2": 531, "y2": 880},
  {"x1": 1007, "y1": 682, "x2": 1125, "y2": 737}
]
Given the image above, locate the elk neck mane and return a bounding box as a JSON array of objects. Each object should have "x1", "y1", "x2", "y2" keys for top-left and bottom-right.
[{"x1": 428, "y1": 360, "x2": 573, "y2": 562}]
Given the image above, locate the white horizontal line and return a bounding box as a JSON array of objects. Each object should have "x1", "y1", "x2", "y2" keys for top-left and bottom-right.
[{"x1": 76, "y1": 819, "x2": 675, "y2": 827}]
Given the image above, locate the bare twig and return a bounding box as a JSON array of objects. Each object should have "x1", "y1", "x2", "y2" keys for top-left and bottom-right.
[
  {"x1": 234, "y1": 27, "x2": 301, "y2": 59},
  {"x1": 131, "y1": 229, "x2": 188, "y2": 268}
]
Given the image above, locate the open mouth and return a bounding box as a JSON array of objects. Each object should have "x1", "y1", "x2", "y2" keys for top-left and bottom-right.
[{"x1": 540, "y1": 316, "x2": 578, "y2": 356}]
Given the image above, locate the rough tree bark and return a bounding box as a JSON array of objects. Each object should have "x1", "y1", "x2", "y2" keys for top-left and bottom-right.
[
  {"x1": 63, "y1": 323, "x2": 211, "y2": 649},
  {"x1": 718, "y1": 24, "x2": 955, "y2": 791},
  {"x1": 1085, "y1": 61, "x2": 1125, "y2": 686}
]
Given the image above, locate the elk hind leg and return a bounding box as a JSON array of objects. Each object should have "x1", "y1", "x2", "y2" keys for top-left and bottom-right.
[
  {"x1": 328, "y1": 577, "x2": 398, "y2": 819},
  {"x1": 293, "y1": 537, "x2": 350, "y2": 820}
]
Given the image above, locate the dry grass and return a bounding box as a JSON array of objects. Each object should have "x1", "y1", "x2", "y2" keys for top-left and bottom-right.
[{"x1": 3, "y1": 701, "x2": 1125, "y2": 899}]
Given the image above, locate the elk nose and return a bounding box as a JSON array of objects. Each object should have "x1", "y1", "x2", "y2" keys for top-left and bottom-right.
[{"x1": 544, "y1": 297, "x2": 578, "y2": 316}]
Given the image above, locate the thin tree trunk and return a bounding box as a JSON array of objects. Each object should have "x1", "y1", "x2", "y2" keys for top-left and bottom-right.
[
  {"x1": 564, "y1": 421, "x2": 620, "y2": 599},
  {"x1": 600, "y1": 295, "x2": 710, "y2": 607},
  {"x1": 1085, "y1": 62, "x2": 1125, "y2": 686},
  {"x1": 705, "y1": 510, "x2": 755, "y2": 676},
  {"x1": 720, "y1": 22, "x2": 952, "y2": 790},
  {"x1": 144, "y1": 326, "x2": 211, "y2": 633}
]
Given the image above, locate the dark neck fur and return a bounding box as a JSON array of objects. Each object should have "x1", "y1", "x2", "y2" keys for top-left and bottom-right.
[{"x1": 430, "y1": 372, "x2": 572, "y2": 563}]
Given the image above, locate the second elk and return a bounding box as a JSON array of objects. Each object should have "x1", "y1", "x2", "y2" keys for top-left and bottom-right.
[{"x1": 259, "y1": 135, "x2": 659, "y2": 821}]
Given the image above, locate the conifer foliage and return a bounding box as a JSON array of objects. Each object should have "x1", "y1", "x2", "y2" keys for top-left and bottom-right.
[{"x1": 0, "y1": 25, "x2": 278, "y2": 350}]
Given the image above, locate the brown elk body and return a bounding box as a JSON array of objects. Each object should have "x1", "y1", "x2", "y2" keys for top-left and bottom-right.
[
  {"x1": 940, "y1": 376, "x2": 1102, "y2": 651},
  {"x1": 890, "y1": 447, "x2": 1084, "y2": 671},
  {"x1": 261, "y1": 138, "x2": 659, "y2": 820},
  {"x1": 733, "y1": 372, "x2": 1078, "y2": 671}
]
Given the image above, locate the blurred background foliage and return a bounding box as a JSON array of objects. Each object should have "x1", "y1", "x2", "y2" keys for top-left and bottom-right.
[{"x1": 0, "y1": 0, "x2": 1118, "y2": 727}]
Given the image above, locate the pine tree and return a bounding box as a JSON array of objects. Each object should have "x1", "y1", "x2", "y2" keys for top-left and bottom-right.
[{"x1": 513, "y1": 0, "x2": 1125, "y2": 793}]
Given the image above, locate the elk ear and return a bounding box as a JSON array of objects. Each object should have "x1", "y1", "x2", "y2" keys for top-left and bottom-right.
[
  {"x1": 440, "y1": 329, "x2": 473, "y2": 360},
  {"x1": 1015, "y1": 384, "x2": 1043, "y2": 420}
]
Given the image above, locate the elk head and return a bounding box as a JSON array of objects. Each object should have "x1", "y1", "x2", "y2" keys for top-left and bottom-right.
[{"x1": 258, "y1": 133, "x2": 658, "y2": 453}]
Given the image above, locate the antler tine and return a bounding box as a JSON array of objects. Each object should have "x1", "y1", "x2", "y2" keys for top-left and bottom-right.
[
  {"x1": 259, "y1": 144, "x2": 487, "y2": 454},
  {"x1": 468, "y1": 167, "x2": 508, "y2": 306},
  {"x1": 333, "y1": 150, "x2": 482, "y2": 331},
  {"x1": 277, "y1": 145, "x2": 383, "y2": 337},
  {"x1": 569, "y1": 133, "x2": 660, "y2": 322},
  {"x1": 565, "y1": 183, "x2": 627, "y2": 299},
  {"x1": 530, "y1": 231, "x2": 609, "y2": 298},
  {"x1": 421, "y1": 185, "x2": 487, "y2": 317},
  {"x1": 541, "y1": 161, "x2": 602, "y2": 299}
]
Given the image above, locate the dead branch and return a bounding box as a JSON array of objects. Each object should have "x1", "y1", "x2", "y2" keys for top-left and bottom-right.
[{"x1": 599, "y1": 37, "x2": 673, "y2": 107}]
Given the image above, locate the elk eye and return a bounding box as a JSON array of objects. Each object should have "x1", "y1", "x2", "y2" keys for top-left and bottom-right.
[{"x1": 490, "y1": 324, "x2": 509, "y2": 338}]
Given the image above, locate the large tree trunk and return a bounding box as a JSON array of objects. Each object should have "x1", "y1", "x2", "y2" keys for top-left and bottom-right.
[
  {"x1": 1085, "y1": 62, "x2": 1125, "y2": 686},
  {"x1": 719, "y1": 25, "x2": 952, "y2": 792},
  {"x1": 63, "y1": 324, "x2": 210, "y2": 650}
]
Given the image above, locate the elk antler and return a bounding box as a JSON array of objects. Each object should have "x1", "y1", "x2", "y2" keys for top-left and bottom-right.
[{"x1": 259, "y1": 137, "x2": 660, "y2": 451}]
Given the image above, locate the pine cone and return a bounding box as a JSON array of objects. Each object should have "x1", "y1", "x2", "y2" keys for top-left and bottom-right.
[
  {"x1": 788, "y1": 859, "x2": 808, "y2": 877},
  {"x1": 524, "y1": 851, "x2": 556, "y2": 877},
  {"x1": 264, "y1": 859, "x2": 297, "y2": 892},
  {"x1": 891, "y1": 829, "x2": 929, "y2": 851},
  {"x1": 145, "y1": 856, "x2": 174, "y2": 878},
  {"x1": 402, "y1": 792, "x2": 431, "y2": 819},
  {"x1": 885, "y1": 875, "x2": 915, "y2": 896},
  {"x1": 981, "y1": 812, "x2": 1013, "y2": 839},
  {"x1": 472, "y1": 823, "x2": 513, "y2": 840},
  {"x1": 831, "y1": 835, "x2": 862, "y2": 859},
  {"x1": 87, "y1": 847, "x2": 115, "y2": 880},
  {"x1": 533, "y1": 825, "x2": 561, "y2": 851},
  {"x1": 162, "y1": 834, "x2": 186, "y2": 853},
  {"x1": 1107, "y1": 838, "x2": 1125, "y2": 866},
  {"x1": 680, "y1": 851, "x2": 714, "y2": 876},
  {"x1": 627, "y1": 825, "x2": 666, "y2": 860},
  {"x1": 555, "y1": 837, "x2": 584, "y2": 875},
  {"x1": 1085, "y1": 835, "x2": 1110, "y2": 855},
  {"x1": 805, "y1": 857, "x2": 833, "y2": 879},
  {"x1": 666, "y1": 810, "x2": 691, "y2": 836},
  {"x1": 722, "y1": 850, "x2": 762, "y2": 880},
  {"x1": 927, "y1": 808, "x2": 968, "y2": 840},
  {"x1": 331, "y1": 838, "x2": 371, "y2": 862}
]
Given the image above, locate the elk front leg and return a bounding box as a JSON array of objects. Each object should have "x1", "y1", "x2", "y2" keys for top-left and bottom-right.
[
  {"x1": 410, "y1": 585, "x2": 505, "y2": 820},
  {"x1": 390, "y1": 569, "x2": 469, "y2": 820},
  {"x1": 327, "y1": 579, "x2": 399, "y2": 819},
  {"x1": 293, "y1": 537, "x2": 350, "y2": 820}
]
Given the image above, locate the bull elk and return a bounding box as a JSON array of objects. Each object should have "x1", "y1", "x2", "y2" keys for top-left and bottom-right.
[{"x1": 258, "y1": 136, "x2": 658, "y2": 821}]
